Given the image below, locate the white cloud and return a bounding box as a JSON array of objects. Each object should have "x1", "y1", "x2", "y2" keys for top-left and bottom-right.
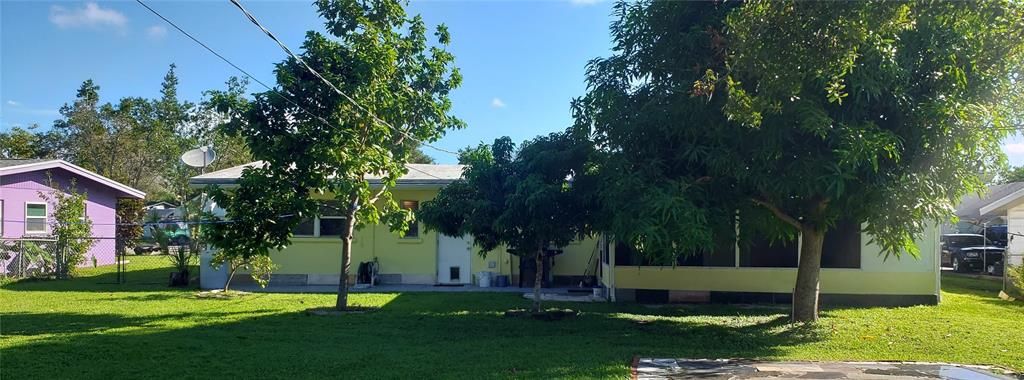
[
  {"x1": 6, "y1": 100, "x2": 21, "y2": 107},
  {"x1": 490, "y1": 98, "x2": 506, "y2": 108},
  {"x1": 146, "y1": 25, "x2": 167, "y2": 39},
  {"x1": 49, "y1": 2, "x2": 127, "y2": 30},
  {"x1": 1004, "y1": 143, "x2": 1024, "y2": 155},
  {"x1": 569, "y1": 0, "x2": 601, "y2": 6}
]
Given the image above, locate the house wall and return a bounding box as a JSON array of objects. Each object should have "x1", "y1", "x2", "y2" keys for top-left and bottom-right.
[
  {"x1": 466, "y1": 237, "x2": 599, "y2": 286},
  {"x1": 1007, "y1": 204, "x2": 1024, "y2": 268},
  {"x1": 609, "y1": 224, "x2": 941, "y2": 305},
  {"x1": 1, "y1": 168, "x2": 121, "y2": 272},
  {"x1": 238, "y1": 187, "x2": 600, "y2": 286}
]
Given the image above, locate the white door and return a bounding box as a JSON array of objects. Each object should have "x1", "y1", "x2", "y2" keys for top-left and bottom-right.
[{"x1": 437, "y1": 234, "x2": 472, "y2": 284}]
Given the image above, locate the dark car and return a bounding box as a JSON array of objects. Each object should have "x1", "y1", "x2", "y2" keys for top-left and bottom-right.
[
  {"x1": 133, "y1": 242, "x2": 160, "y2": 255},
  {"x1": 940, "y1": 234, "x2": 1004, "y2": 275}
]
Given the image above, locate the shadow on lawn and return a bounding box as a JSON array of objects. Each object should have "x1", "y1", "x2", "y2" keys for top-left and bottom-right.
[
  {"x1": 1, "y1": 266, "x2": 198, "y2": 293},
  {"x1": 0, "y1": 310, "x2": 275, "y2": 336},
  {"x1": 0, "y1": 293, "x2": 821, "y2": 379}
]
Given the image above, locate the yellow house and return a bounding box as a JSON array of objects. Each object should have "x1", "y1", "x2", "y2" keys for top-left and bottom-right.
[
  {"x1": 192, "y1": 162, "x2": 940, "y2": 306},
  {"x1": 191, "y1": 162, "x2": 601, "y2": 289}
]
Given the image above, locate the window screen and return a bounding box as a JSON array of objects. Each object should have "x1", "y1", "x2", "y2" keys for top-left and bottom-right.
[
  {"x1": 821, "y1": 219, "x2": 861, "y2": 268},
  {"x1": 291, "y1": 218, "x2": 315, "y2": 236},
  {"x1": 739, "y1": 237, "x2": 798, "y2": 268}
]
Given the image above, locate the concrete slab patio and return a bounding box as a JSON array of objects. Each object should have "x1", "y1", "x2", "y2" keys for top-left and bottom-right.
[{"x1": 633, "y1": 359, "x2": 1019, "y2": 380}]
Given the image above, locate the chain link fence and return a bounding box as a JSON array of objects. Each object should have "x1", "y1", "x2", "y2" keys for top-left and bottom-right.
[
  {"x1": 1, "y1": 235, "x2": 198, "y2": 286},
  {"x1": 1, "y1": 238, "x2": 63, "y2": 278}
]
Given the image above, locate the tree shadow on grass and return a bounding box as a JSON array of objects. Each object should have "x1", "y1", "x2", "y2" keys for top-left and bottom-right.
[
  {"x1": 1, "y1": 267, "x2": 197, "y2": 293},
  {"x1": 0, "y1": 310, "x2": 278, "y2": 336},
  {"x1": 0, "y1": 293, "x2": 823, "y2": 379}
]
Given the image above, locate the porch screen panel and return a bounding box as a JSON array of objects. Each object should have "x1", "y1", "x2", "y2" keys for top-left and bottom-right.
[
  {"x1": 739, "y1": 237, "x2": 798, "y2": 268},
  {"x1": 821, "y1": 218, "x2": 861, "y2": 268}
]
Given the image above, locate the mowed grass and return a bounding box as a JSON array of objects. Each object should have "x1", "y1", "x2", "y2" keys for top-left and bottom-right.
[{"x1": 1, "y1": 262, "x2": 1021, "y2": 379}]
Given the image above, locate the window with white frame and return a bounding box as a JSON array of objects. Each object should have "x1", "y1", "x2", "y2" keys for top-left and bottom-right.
[
  {"x1": 25, "y1": 202, "x2": 47, "y2": 234},
  {"x1": 290, "y1": 200, "x2": 347, "y2": 237}
]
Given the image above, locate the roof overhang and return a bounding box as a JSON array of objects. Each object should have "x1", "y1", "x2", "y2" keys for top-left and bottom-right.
[
  {"x1": 0, "y1": 159, "x2": 146, "y2": 199},
  {"x1": 188, "y1": 161, "x2": 463, "y2": 190},
  {"x1": 979, "y1": 187, "x2": 1024, "y2": 217}
]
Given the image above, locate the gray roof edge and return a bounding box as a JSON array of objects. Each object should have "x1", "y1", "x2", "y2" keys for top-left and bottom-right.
[{"x1": 980, "y1": 186, "x2": 1024, "y2": 216}]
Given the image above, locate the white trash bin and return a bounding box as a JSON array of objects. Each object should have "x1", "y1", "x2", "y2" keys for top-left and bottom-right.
[
  {"x1": 477, "y1": 271, "x2": 493, "y2": 288},
  {"x1": 199, "y1": 249, "x2": 229, "y2": 290}
]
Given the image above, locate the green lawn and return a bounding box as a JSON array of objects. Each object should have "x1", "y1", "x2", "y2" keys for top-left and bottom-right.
[{"x1": 2, "y1": 263, "x2": 1021, "y2": 379}]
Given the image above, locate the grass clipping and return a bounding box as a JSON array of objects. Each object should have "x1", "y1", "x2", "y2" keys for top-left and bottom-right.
[
  {"x1": 195, "y1": 289, "x2": 251, "y2": 299},
  {"x1": 305, "y1": 306, "x2": 380, "y2": 316},
  {"x1": 504, "y1": 308, "x2": 579, "y2": 321}
]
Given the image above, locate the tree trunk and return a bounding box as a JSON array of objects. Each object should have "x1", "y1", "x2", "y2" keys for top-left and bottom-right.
[
  {"x1": 335, "y1": 197, "x2": 360, "y2": 310},
  {"x1": 224, "y1": 264, "x2": 238, "y2": 292},
  {"x1": 532, "y1": 247, "x2": 544, "y2": 313},
  {"x1": 792, "y1": 227, "x2": 825, "y2": 322}
]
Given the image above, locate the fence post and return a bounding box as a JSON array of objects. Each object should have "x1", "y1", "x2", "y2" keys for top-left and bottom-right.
[
  {"x1": 116, "y1": 237, "x2": 124, "y2": 284},
  {"x1": 18, "y1": 240, "x2": 24, "y2": 278}
]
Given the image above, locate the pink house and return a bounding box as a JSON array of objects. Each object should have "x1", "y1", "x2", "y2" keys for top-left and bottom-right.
[{"x1": 0, "y1": 159, "x2": 145, "y2": 274}]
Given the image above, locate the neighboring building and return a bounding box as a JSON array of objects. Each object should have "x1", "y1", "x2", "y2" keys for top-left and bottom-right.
[
  {"x1": 143, "y1": 201, "x2": 180, "y2": 238},
  {"x1": 192, "y1": 161, "x2": 940, "y2": 306},
  {"x1": 978, "y1": 187, "x2": 1024, "y2": 294},
  {"x1": 0, "y1": 159, "x2": 146, "y2": 273},
  {"x1": 947, "y1": 182, "x2": 1024, "y2": 235}
]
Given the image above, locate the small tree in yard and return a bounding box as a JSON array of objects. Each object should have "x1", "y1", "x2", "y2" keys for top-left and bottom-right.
[
  {"x1": 206, "y1": 0, "x2": 462, "y2": 309},
  {"x1": 115, "y1": 198, "x2": 145, "y2": 255},
  {"x1": 39, "y1": 177, "x2": 95, "y2": 278},
  {"x1": 418, "y1": 133, "x2": 592, "y2": 313},
  {"x1": 575, "y1": 1, "x2": 1024, "y2": 322},
  {"x1": 204, "y1": 168, "x2": 291, "y2": 292}
]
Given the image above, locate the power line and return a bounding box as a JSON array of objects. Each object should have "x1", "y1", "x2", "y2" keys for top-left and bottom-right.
[
  {"x1": 226, "y1": 0, "x2": 461, "y2": 157},
  {"x1": 134, "y1": 0, "x2": 360, "y2": 144}
]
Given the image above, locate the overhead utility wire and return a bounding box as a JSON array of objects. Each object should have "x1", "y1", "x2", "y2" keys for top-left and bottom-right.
[
  {"x1": 226, "y1": 0, "x2": 461, "y2": 157},
  {"x1": 134, "y1": 0, "x2": 347, "y2": 134},
  {"x1": 137, "y1": 0, "x2": 458, "y2": 184}
]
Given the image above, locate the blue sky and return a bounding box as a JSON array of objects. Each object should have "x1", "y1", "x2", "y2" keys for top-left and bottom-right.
[
  {"x1": 0, "y1": 0, "x2": 615, "y2": 164},
  {"x1": 3, "y1": 0, "x2": 1022, "y2": 166}
]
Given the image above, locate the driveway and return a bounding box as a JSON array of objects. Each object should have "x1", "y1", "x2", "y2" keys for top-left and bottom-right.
[{"x1": 633, "y1": 359, "x2": 1018, "y2": 380}]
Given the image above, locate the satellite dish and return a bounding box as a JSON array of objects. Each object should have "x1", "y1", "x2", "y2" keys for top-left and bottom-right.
[{"x1": 181, "y1": 145, "x2": 217, "y2": 169}]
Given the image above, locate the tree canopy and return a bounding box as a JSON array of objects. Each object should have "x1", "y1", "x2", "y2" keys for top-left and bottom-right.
[
  {"x1": 0, "y1": 66, "x2": 251, "y2": 202},
  {"x1": 419, "y1": 132, "x2": 592, "y2": 311},
  {"x1": 574, "y1": 0, "x2": 1024, "y2": 321},
  {"x1": 205, "y1": 0, "x2": 463, "y2": 309}
]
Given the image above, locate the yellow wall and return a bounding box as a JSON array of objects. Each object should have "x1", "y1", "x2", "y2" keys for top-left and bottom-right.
[
  {"x1": 612, "y1": 224, "x2": 940, "y2": 296},
  {"x1": 613, "y1": 267, "x2": 936, "y2": 295},
  {"x1": 265, "y1": 189, "x2": 442, "y2": 283},
  {"x1": 466, "y1": 237, "x2": 601, "y2": 283},
  {"x1": 262, "y1": 188, "x2": 600, "y2": 284}
]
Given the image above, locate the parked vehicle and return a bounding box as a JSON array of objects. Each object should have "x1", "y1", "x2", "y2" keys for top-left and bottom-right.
[
  {"x1": 133, "y1": 242, "x2": 160, "y2": 255},
  {"x1": 940, "y1": 234, "x2": 1004, "y2": 275}
]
